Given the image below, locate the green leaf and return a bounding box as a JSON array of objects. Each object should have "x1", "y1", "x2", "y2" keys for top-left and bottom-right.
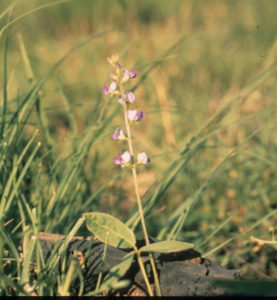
[
  {"x1": 139, "y1": 240, "x2": 194, "y2": 253},
  {"x1": 84, "y1": 212, "x2": 136, "y2": 249},
  {"x1": 98, "y1": 252, "x2": 134, "y2": 293}
]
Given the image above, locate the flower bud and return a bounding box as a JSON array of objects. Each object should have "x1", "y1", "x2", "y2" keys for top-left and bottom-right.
[{"x1": 107, "y1": 54, "x2": 120, "y2": 68}]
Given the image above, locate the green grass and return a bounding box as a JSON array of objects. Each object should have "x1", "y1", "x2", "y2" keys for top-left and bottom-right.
[{"x1": 0, "y1": 0, "x2": 276, "y2": 296}]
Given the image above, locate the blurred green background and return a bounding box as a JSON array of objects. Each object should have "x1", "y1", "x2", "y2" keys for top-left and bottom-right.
[{"x1": 0, "y1": 0, "x2": 276, "y2": 283}]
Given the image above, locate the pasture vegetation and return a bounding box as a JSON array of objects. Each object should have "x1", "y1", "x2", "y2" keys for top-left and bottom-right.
[{"x1": 0, "y1": 0, "x2": 276, "y2": 296}]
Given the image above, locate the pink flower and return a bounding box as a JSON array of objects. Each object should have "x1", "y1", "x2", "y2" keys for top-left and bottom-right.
[
  {"x1": 102, "y1": 81, "x2": 117, "y2": 95},
  {"x1": 102, "y1": 85, "x2": 110, "y2": 95},
  {"x1": 127, "y1": 110, "x2": 144, "y2": 121},
  {"x1": 113, "y1": 151, "x2": 131, "y2": 167},
  {"x1": 113, "y1": 156, "x2": 123, "y2": 165},
  {"x1": 129, "y1": 70, "x2": 138, "y2": 78},
  {"x1": 118, "y1": 92, "x2": 135, "y2": 104},
  {"x1": 111, "y1": 128, "x2": 127, "y2": 140},
  {"x1": 121, "y1": 151, "x2": 131, "y2": 163},
  {"x1": 118, "y1": 97, "x2": 124, "y2": 105},
  {"x1": 137, "y1": 152, "x2": 150, "y2": 164},
  {"x1": 126, "y1": 92, "x2": 135, "y2": 103},
  {"x1": 122, "y1": 69, "x2": 138, "y2": 82},
  {"x1": 110, "y1": 81, "x2": 117, "y2": 91}
]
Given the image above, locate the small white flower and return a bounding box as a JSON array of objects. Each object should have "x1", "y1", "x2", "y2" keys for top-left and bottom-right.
[
  {"x1": 121, "y1": 151, "x2": 131, "y2": 164},
  {"x1": 137, "y1": 152, "x2": 150, "y2": 164},
  {"x1": 110, "y1": 81, "x2": 117, "y2": 91}
]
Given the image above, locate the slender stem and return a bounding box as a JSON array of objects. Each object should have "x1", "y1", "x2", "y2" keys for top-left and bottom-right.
[
  {"x1": 131, "y1": 165, "x2": 161, "y2": 296},
  {"x1": 131, "y1": 166, "x2": 150, "y2": 244},
  {"x1": 135, "y1": 247, "x2": 153, "y2": 296},
  {"x1": 118, "y1": 81, "x2": 162, "y2": 296},
  {"x1": 95, "y1": 232, "x2": 109, "y2": 291},
  {"x1": 122, "y1": 101, "x2": 134, "y2": 156}
]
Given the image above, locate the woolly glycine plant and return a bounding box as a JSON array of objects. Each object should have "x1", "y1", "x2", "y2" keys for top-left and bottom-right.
[
  {"x1": 82, "y1": 55, "x2": 193, "y2": 296},
  {"x1": 102, "y1": 54, "x2": 161, "y2": 295}
]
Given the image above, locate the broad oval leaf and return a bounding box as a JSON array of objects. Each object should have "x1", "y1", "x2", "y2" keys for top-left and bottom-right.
[
  {"x1": 84, "y1": 212, "x2": 136, "y2": 249},
  {"x1": 139, "y1": 240, "x2": 194, "y2": 253},
  {"x1": 98, "y1": 252, "x2": 134, "y2": 293}
]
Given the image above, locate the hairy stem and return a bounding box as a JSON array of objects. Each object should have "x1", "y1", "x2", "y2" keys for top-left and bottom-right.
[
  {"x1": 118, "y1": 81, "x2": 162, "y2": 296},
  {"x1": 135, "y1": 247, "x2": 153, "y2": 296}
]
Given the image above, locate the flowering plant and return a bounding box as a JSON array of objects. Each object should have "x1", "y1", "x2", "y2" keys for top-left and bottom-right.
[
  {"x1": 102, "y1": 54, "x2": 160, "y2": 295},
  {"x1": 82, "y1": 55, "x2": 194, "y2": 296}
]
